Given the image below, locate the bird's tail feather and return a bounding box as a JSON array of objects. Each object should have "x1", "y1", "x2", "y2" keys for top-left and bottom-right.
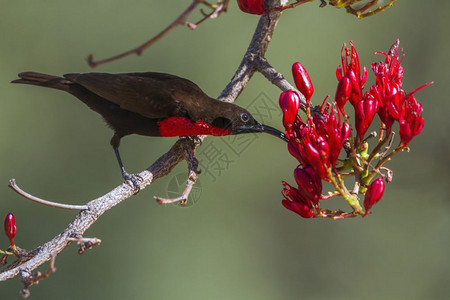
[{"x1": 11, "y1": 72, "x2": 72, "y2": 92}]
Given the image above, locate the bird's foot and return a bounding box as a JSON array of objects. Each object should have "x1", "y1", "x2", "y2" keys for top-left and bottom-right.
[{"x1": 122, "y1": 171, "x2": 143, "y2": 194}]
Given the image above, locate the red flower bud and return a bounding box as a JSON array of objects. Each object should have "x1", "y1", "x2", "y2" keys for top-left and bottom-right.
[
  {"x1": 347, "y1": 69, "x2": 362, "y2": 106},
  {"x1": 281, "y1": 182, "x2": 315, "y2": 218},
  {"x1": 335, "y1": 76, "x2": 351, "y2": 112},
  {"x1": 287, "y1": 140, "x2": 304, "y2": 164},
  {"x1": 398, "y1": 94, "x2": 425, "y2": 147},
  {"x1": 279, "y1": 90, "x2": 300, "y2": 131},
  {"x1": 294, "y1": 166, "x2": 322, "y2": 204},
  {"x1": 282, "y1": 200, "x2": 315, "y2": 218},
  {"x1": 237, "y1": 0, "x2": 265, "y2": 15},
  {"x1": 355, "y1": 93, "x2": 379, "y2": 142},
  {"x1": 292, "y1": 62, "x2": 314, "y2": 103},
  {"x1": 364, "y1": 178, "x2": 385, "y2": 214},
  {"x1": 4, "y1": 213, "x2": 17, "y2": 246}
]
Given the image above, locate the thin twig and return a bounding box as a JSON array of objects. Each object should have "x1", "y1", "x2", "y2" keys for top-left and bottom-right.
[
  {"x1": 188, "y1": 0, "x2": 229, "y2": 29},
  {"x1": 87, "y1": 0, "x2": 229, "y2": 67},
  {"x1": 21, "y1": 255, "x2": 56, "y2": 298},
  {"x1": 155, "y1": 170, "x2": 198, "y2": 205},
  {"x1": 8, "y1": 179, "x2": 89, "y2": 210},
  {"x1": 87, "y1": 1, "x2": 200, "y2": 67},
  {"x1": 67, "y1": 237, "x2": 102, "y2": 254},
  {"x1": 380, "y1": 131, "x2": 396, "y2": 158},
  {"x1": 272, "y1": 0, "x2": 316, "y2": 11}
]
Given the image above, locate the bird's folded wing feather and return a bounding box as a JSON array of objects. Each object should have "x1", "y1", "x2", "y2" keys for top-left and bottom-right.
[{"x1": 63, "y1": 72, "x2": 201, "y2": 119}]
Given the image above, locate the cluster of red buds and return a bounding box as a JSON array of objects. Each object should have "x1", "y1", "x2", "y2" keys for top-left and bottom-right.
[{"x1": 279, "y1": 40, "x2": 431, "y2": 219}]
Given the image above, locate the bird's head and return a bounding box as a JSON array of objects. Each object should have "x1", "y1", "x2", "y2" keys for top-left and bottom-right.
[{"x1": 211, "y1": 104, "x2": 288, "y2": 142}]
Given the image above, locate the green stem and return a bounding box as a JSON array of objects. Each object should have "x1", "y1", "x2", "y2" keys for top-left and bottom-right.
[
  {"x1": 0, "y1": 249, "x2": 16, "y2": 256},
  {"x1": 327, "y1": 167, "x2": 363, "y2": 213},
  {"x1": 375, "y1": 145, "x2": 405, "y2": 170}
]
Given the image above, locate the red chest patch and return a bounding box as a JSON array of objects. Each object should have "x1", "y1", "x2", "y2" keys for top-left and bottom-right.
[{"x1": 158, "y1": 117, "x2": 232, "y2": 137}]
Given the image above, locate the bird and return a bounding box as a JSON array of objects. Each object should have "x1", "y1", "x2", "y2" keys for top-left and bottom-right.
[{"x1": 12, "y1": 71, "x2": 288, "y2": 189}]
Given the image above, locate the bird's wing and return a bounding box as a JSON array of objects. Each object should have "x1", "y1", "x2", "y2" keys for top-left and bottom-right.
[{"x1": 63, "y1": 72, "x2": 204, "y2": 119}]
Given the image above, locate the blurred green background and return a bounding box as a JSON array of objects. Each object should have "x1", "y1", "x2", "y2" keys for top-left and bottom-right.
[{"x1": 1, "y1": 0, "x2": 449, "y2": 299}]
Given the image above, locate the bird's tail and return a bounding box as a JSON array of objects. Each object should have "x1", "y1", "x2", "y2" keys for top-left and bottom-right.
[{"x1": 11, "y1": 72, "x2": 72, "y2": 92}]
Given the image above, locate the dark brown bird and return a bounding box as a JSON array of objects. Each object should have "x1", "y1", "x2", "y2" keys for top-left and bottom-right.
[{"x1": 12, "y1": 71, "x2": 287, "y2": 187}]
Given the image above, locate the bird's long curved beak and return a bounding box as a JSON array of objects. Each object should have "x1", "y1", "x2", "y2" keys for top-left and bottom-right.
[
  {"x1": 237, "y1": 123, "x2": 288, "y2": 142},
  {"x1": 260, "y1": 123, "x2": 289, "y2": 142}
]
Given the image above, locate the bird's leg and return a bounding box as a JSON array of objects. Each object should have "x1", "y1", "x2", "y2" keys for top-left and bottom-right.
[
  {"x1": 113, "y1": 148, "x2": 143, "y2": 193},
  {"x1": 110, "y1": 134, "x2": 142, "y2": 192}
]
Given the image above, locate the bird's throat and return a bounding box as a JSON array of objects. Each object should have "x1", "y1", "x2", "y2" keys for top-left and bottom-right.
[{"x1": 158, "y1": 116, "x2": 232, "y2": 137}]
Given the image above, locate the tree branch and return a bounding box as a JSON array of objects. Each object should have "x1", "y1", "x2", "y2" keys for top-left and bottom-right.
[
  {"x1": 218, "y1": 7, "x2": 281, "y2": 102},
  {"x1": 87, "y1": 1, "x2": 200, "y2": 68},
  {"x1": 87, "y1": 0, "x2": 230, "y2": 68},
  {"x1": 0, "y1": 138, "x2": 190, "y2": 281},
  {"x1": 1, "y1": 1, "x2": 286, "y2": 287}
]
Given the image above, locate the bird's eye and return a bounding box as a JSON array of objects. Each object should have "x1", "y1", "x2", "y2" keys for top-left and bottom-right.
[{"x1": 240, "y1": 113, "x2": 250, "y2": 123}]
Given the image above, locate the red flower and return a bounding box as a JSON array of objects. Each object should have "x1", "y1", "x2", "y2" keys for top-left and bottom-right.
[
  {"x1": 4, "y1": 213, "x2": 17, "y2": 247},
  {"x1": 368, "y1": 40, "x2": 431, "y2": 145},
  {"x1": 279, "y1": 90, "x2": 300, "y2": 132},
  {"x1": 280, "y1": 40, "x2": 430, "y2": 220},
  {"x1": 237, "y1": 0, "x2": 265, "y2": 15},
  {"x1": 370, "y1": 40, "x2": 405, "y2": 133},
  {"x1": 336, "y1": 41, "x2": 368, "y2": 107},
  {"x1": 316, "y1": 103, "x2": 351, "y2": 167},
  {"x1": 281, "y1": 182, "x2": 315, "y2": 218},
  {"x1": 373, "y1": 40, "x2": 404, "y2": 87},
  {"x1": 354, "y1": 92, "x2": 379, "y2": 142},
  {"x1": 292, "y1": 62, "x2": 314, "y2": 103},
  {"x1": 364, "y1": 178, "x2": 385, "y2": 214},
  {"x1": 290, "y1": 120, "x2": 330, "y2": 179},
  {"x1": 398, "y1": 94, "x2": 424, "y2": 147},
  {"x1": 284, "y1": 100, "x2": 349, "y2": 180}
]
